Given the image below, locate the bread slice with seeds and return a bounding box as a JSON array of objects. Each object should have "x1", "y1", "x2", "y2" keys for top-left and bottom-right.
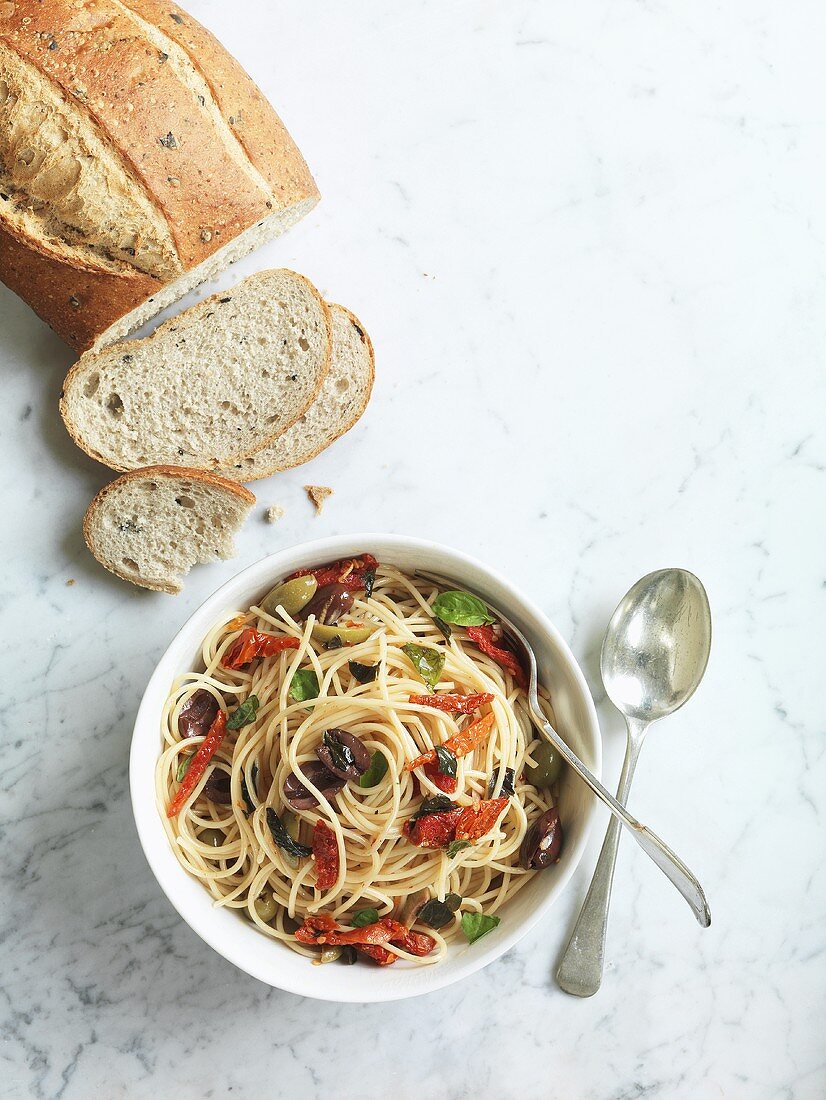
[
  {"x1": 83, "y1": 466, "x2": 255, "y2": 593},
  {"x1": 60, "y1": 269, "x2": 332, "y2": 472},
  {"x1": 225, "y1": 304, "x2": 374, "y2": 480}
]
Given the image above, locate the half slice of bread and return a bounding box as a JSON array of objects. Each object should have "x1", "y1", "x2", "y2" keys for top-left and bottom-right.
[
  {"x1": 226, "y1": 304, "x2": 375, "y2": 480},
  {"x1": 60, "y1": 270, "x2": 332, "y2": 472},
  {"x1": 83, "y1": 466, "x2": 255, "y2": 593}
]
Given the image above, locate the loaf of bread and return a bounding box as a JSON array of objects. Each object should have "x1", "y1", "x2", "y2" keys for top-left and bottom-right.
[
  {"x1": 60, "y1": 269, "x2": 332, "y2": 472},
  {"x1": 84, "y1": 465, "x2": 255, "y2": 593},
  {"x1": 0, "y1": 0, "x2": 318, "y2": 351}
]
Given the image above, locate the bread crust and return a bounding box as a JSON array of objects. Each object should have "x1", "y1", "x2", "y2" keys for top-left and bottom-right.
[
  {"x1": 60, "y1": 269, "x2": 333, "y2": 472},
  {"x1": 83, "y1": 465, "x2": 256, "y2": 593},
  {"x1": 0, "y1": 0, "x2": 318, "y2": 351}
]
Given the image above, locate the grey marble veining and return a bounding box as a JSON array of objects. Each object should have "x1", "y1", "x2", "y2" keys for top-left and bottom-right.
[{"x1": 1, "y1": 1, "x2": 824, "y2": 1097}]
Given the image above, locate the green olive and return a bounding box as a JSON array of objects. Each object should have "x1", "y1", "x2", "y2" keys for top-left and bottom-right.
[
  {"x1": 525, "y1": 741, "x2": 564, "y2": 789},
  {"x1": 317, "y1": 945, "x2": 342, "y2": 965},
  {"x1": 311, "y1": 622, "x2": 377, "y2": 646},
  {"x1": 254, "y1": 893, "x2": 278, "y2": 923},
  {"x1": 261, "y1": 575, "x2": 318, "y2": 618},
  {"x1": 199, "y1": 828, "x2": 225, "y2": 848}
]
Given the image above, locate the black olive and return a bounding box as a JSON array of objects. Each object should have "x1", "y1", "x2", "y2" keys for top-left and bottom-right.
[
  {"x1": 178, "y1": 689, "x2": 219, "y2": 739},
  {"x1": 201, "y1": 769, "x2": 232, "y2": 804},
  {"x1": 283, "y1": 761, "x2": 345, "y2": 810},
  {"x1": 316, "y1": 729, "x2": 372, "y2": 780},
  {"x1": 300, "y1": 583, "x2": 355, "y2": 625},
  {"x1": 521, "y1": 807, "x2": 563, "y2": 869},
  {"x1": 338, "y1": 945, "x2": 358, "y2": 965}
]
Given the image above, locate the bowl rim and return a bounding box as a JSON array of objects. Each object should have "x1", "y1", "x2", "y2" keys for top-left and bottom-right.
[{"x1": 129, "y1": 533, "x2": 601, "y2": 1002}]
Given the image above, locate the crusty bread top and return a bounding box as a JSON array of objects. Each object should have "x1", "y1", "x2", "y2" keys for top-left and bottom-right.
[
  {"x1": 60, "y1": 268, "x2": 332, "y2": 472},
  {"x1": 83, "y1": 465, "x2": 255, "y2": 593}
]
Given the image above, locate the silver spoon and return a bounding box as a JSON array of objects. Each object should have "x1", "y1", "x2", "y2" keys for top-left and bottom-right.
[
  {"x1": 556, "y1": 568, "x2": 713, "y2": 997},
  {"x1": 415, "y1": 570, "x2": 712, "y2": 928}
]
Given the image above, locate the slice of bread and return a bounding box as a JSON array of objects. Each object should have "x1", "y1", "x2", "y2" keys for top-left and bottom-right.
[
  {"x1": 83, "y1": 466, "x2": 255, "y2": 593},
  {"x1": 60, "y1": 270, "x2": 332, "y2": 472},
  {"x1": 225, "y1": 304, "x2": 375, "y2": 480}
]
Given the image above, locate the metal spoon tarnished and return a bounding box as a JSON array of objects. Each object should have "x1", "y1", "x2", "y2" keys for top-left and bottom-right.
[
  {"x1": 556, "y1": 568, "x2": 712, "y2": 997},
  {"x1": 415, "y1": 570, "x2": 712, "y2": 931}
]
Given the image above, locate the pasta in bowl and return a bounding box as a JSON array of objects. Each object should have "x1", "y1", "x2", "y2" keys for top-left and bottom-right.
[{"x1": 131, "y1": 536, "x2": 601, "y2": 1000}]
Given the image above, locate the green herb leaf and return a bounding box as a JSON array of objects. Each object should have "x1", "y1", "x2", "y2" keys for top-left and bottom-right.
[
  {"x1": 176, "y1": 754, "x2": 193, "y2": 782},
  {"x1": 446, "y1": 839, "x2": 471, "y2": 859},
  {"x1": 461, "y1": 911, "x2": 501, "y2": 944},
  {"x1": 432, "y1": 590, "x2": 495, "y2": 627},
  {"x1": 410, "y1": 794, "x2": 457, "y2": 825},
  {"x1": 359, "y1": 751, "x2": 388, "y2": 788},
  {"x1": 241, "y1": 763, "x2": 258, "y2": 814},
  {"x1": 417, "y1": 896, "x2": 462, "y2": 930},
  {"x1": 227, "y1": 695, "x2": 260, "y2": 730},
  {"x1": 289, "y1": 669, "x2": 319, "y2": 703},
  {"x1": 266, "y1": 807, "x2": 312, "y2": 859},
  {"x1": 362, "y1": 569, "x2": 376, "y2": 599},
  {"x1": 433, "y1": 616, "x2": 452, "y2": 640},
  {"x1": 348, "y1": 660, "x2": 379, "y2": 684},
  {"x1": 402, "y1": 644, "x2": 444, "y2": 692},
  {"x1": 351, "y1": 908, "x2": 379, "y2": 927},
  {"x1": 323, "y1": 730, "x2": 357, "y2": 773},
  {"x1": 435, "y1": 746, "x2": 458, "y2": 779},
  {"x1": 488, "y1": 767, "x2": 515, "y2": 799}
]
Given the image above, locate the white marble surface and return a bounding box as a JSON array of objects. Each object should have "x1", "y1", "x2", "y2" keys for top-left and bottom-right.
[{"x1": 1, "y1": 1, "x2": 824, "y2": 1096}]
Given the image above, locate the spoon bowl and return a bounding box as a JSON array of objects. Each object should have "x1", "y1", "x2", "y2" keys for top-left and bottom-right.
[{"x1": 600, "y1": 569, "x2": 712, "y2": 723}]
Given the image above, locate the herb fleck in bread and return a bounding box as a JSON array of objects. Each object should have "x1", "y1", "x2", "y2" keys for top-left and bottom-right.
[
  {"x1": 60, "y1": 270, "x2": 332, "y2": 472},
  {"x1": 226, "y1": 304, "x2": 375, "y2": 480},
  {"x1": 83, "y1": 466, "x2": 255, "y2": 593}
]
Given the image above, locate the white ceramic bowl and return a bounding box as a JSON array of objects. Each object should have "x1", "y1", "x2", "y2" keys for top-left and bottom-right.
[{"x1": 130, "y1": 534, "x2": 601, "y2": 1002}]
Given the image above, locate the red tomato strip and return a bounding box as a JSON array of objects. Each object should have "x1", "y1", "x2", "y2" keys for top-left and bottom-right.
[
  {"x1": 223, "y1": 628, "x2": 300, "y2": 670},
  {"x1": 394, "y1": 929, "x2": 436, "y2": 957},
  {"x1": 319, "y1": 918, "x2": 408, "y2": 946},
  {"x1": 403, "y1": 808, "x2": 463, "y2": 848},
  {"x1": 356, "y1": 944, "x2": 397, "y2": 965},
  {"x1": 294, "y1": 913, "x2": 338, "y2": 943},
  {"x1": 454, "y1": 797, "x2": 509, "y2": 842},
  {"x1": 286, "y1": 554, "x2": 379, "y2": 589},
  {"x1": 409, "y1": 692, "x2": 494, "y2": 714},
  {"x1": 167, "y1": 711, "x2": 227, "y2": 818},
  {"x1": 405, "y1": 712, "x2": 496, "y2": 772},
  {"x1": 312, "y1": 821, "x2": 339, "y2": 892},
  {"x1": 423, "y1": 758, "x2": 457, "y2": 794},
  {"x1": 465, "y1": 626, "x2": 527, "y2": 688}
]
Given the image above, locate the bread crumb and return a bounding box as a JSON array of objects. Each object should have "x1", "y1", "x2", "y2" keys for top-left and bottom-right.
[
  {"x1": 66, "y1": 578, "x2": 76, "y2": 587},
  {"x1": 264, "y1": 505, "x2": 285, "y2": 524},
  {"x1": 305, "y1": 485, "x2": 333, "y2": 514}
]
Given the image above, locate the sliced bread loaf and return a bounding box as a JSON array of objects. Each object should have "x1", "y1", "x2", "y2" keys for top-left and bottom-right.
[
  {"x1": 83, "y1": 466, "x2": 255, "y2": 593},
  {"x1": 225, "y1": 304, "x2": 375, "y2": 480},
  {"x1": 60, "y1": 270, "x2": 332, "y2": 472}
]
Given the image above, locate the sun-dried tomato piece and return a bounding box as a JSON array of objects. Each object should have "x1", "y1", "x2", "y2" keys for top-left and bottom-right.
[
  {"x1": 393, "y1": 929, "x2": 436, "y2": 957},
  {"x1": 167, "y1": 711, "x2": 227, "y2": 818},
  {"x1": 403, "y1": 808, "x2": 463, "y2": 848},
  {"x1": 454, "y1": 797, "x2": 509, "y2": 842},
  {"x1": 465, "y1": 626, "x2": 527, "y2": 688},
  {"x1": 294, "y1": 913, "x2": 339, "y2": 943},
  {"x1": 286, "y1": 554, "x2": 379, "y2": 590},
  {"x1": 312, "y1": 820, "x2": 339, "y2": 892},
  {"x1": 356, "y1": 943, "x2": 397, "y2": 965},
  {"x1": 223, "y1": 629, "x2": 300, "y2": 670},
  {"x1": 405, "y1": 712, "x2": 496, "y2": 773},
  {"x1": 423, "y1": 758, "x2": 457, "y2": 794},
  {"x1": 409, "y1": 692, "x2": 494, "y2": 714},
  {"x1": 316, "y1": 918, "x2": 409, "y2": 946}
]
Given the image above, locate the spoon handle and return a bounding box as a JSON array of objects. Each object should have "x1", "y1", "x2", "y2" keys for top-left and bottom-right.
[
  {"x1": 556, "y1": 722, "x2": 645, "y2": 997},
  {"x1": 529, "y1": 707, "x2": 711, "y2": 929}
]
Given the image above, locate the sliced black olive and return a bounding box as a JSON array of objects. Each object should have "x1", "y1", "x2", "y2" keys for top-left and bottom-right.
[
  {"x1": 348, "y1": 660, "x2": 379, "y2": 684},
  {"x1": 315, "y1": 728, "x2": 371, "y2": 780},
  {"x1": 201, "y1": 768, "x2": 232, "y2": 804},
  {"x1": 300, "y1": 583, "x2": 355, "y2": 625},
  {"x1": 283, "y1": 761, "x2": 345, "y2": 810},
  {"x1": 520, "y1": 807, "x2": 563, "y2": 869},
  {"x1": 178, "y1": 689, "x2": 219, "y2": 739},
  {"x1": 338, "y1": 945, "x2": 358, "y2": 965}
]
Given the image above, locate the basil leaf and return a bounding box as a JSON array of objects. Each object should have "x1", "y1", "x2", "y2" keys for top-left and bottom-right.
[
  {"x1": 241, "y1": 763, "x2": 258, "y2": 814},
  {"x1": 351, "y1": 908, "x2": 379, "y2": 927},
  {"x1": 402, "y1": 644, "x2": 444, "y2": 692},
  {"x1": 410, "y1": 794, "x2": 457, "y2": 824},
  {"x1": 176, "y1": 754, "x2": 193, "y2": 782},
  {"x1": 289, "y1": 669, "x2": 319, "y2": 703},
  {"x1": 227, "y1": 695, "x2": 260, "y2": 730},
  {"x1": 349, "y1": 660, "x2": 379, "y2": 684},
  {"x1": 323, "y1": 729, "x2": 356, "y2": 773},
  {"x1": 433, "y1": 616, "x2": 452, "y2": 640},
  {"x1": 446, "y1": 839, "x2": 471, "y2": 859},
  {"x1": 432, "y1": 590, "x2": 495, "y2": 627},
  {"x1": 488, "y1": 767, "x2": 515, "y2": 799},
  {"x1": 266, "y1": 807, "x2": 312, "y2": 858},
  {"x1": 362, "y1": 569, "x2": 376, "y2": 599},
  {"x1": 417, "y1": 898, "x2": 458, "y2": 930},
  {"x1": 461, "y1": 911, "x2": 501, "y2": 944},
  {"x1": 359, "y1": 751, "x2": 388, "y2": 788},
  {"x1": 435, "y1": 746, "x2": 458, "y2": 779}
]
